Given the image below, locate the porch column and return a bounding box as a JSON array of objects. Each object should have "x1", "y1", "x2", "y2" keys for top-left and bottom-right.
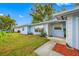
[
  {"x1": 44, "y1": 24, "x2": 49, "y2": 36},
  {"x1": 48, "y1": 23, "x2": 52, "y2": 36}
]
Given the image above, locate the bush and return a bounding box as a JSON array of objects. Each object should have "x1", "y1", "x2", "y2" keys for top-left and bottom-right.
[
  {"x1": 27, "y1": 33, "x2": 33, "y2": 35},
  {"x1": 0, "y1": 32, "x2": 7, "y2": 38},
  {"x1": 40, "y1": 31, "x2": 47, "y2": 37}
]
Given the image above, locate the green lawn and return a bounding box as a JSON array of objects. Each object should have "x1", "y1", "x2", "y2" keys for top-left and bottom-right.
[{"x1": 0, "y1": 33, "x2": 48, "y2": 56}]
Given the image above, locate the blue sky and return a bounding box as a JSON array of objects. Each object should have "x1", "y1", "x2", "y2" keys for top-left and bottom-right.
[{"x1": 0, "y1": 3, "x2": 74, "y2": 25}]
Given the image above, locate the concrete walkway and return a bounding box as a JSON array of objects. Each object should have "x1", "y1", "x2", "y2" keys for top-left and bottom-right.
[
  {"x1": 34, "y1": 40, "x2": 63, "y2": 56},
  {"x1": 47, "y1": 37, "x2": 66, "y2": 45}
]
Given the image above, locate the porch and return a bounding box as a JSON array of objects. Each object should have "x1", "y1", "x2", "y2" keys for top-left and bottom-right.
[
  {"x1": 47, "y1": 21, "x2": 66, "y2": 38},
  {"x1": 44, "y1": 20, "x2": 66, "y2": 45}
]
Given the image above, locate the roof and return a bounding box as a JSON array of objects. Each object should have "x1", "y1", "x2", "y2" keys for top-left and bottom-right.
[
  {"x1": 14, "y1": 20, "x2": 66, "y2": 28},
  {"x1": 14, "y1": 7, "x2": 79, "y2": 28},
  {"x1": 53, "y1": 6, "x2": 79, "y2": 16},
  {"x1": 30, "y1": 20, "x2": 66, "y2": 26},
  {"x1": 14, "y1": 24, "x2": 31, "y2": 28}
]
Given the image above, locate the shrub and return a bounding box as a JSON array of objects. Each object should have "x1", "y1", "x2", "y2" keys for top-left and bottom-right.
[
  {"x1": 40, "y1": 31, "x2": 47, "y2": 37},
  {"x1": 0, "y1": 32, "x2": 7, "y2": 38}
]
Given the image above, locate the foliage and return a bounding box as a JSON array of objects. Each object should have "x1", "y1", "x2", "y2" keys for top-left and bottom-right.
[
  {"x1": 0, "y1": 33, "x2": 48, "y2": 56},
  {"x1": 40, "y1": 31, "x2": 47, "y2": 37},
  {"x1": 0, "y1": 15, "x2": 16, "y2": 30},
  {"x1": 60, "y1": 7, "x2": 67, "y2": 12},
  {"x1": 0, "y1": 32, "x2": 7, "y2": 38},
  {"x1": 30, "y1": 4, "x2": 55, "y2": 23}
]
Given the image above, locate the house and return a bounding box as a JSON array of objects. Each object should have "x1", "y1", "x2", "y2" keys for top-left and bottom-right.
[{"x1": 14, "y1": 7, "x2": 79, "y2": 50}]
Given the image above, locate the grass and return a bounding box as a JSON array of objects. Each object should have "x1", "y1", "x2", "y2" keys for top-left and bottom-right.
[{"x1": 0, "y1": 33, "x2": 49, "y2": 56}]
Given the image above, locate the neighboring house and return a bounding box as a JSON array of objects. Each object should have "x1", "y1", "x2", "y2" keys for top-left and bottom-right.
[{"x1": 14, "y1": 7, "x2": 79, "y2": 50}]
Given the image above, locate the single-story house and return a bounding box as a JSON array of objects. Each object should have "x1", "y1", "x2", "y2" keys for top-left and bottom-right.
[{"x1": 14, "y1": 7, "x2": 79, "y2": 50}]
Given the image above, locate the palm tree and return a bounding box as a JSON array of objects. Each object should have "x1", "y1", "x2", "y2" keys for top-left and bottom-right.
[
  {"x1": 60, "y1": 7, "x2": 66, "y2": 11},
  {"x1": 30, "y1": 3, "x2": 55, "y2": 23}
]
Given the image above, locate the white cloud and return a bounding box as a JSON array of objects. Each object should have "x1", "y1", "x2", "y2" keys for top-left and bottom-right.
[
  {"x1": 56, "y1": 3, "x2": 71, "y2": 6},
  {"x1": 19, "y1": 14, "x2": 24, "y2": 18},
  {"x1": 0, "y1": 13, "x2": 4, "y2": 16}
]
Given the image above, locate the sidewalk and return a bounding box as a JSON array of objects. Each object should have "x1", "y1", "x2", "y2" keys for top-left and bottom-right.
[{"x1": 34, "y1": 41, "x2": 63, "y2": 56}]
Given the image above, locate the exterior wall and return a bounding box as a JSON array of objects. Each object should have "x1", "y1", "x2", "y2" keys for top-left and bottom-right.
[
  {"x1": 32, "y1": 26, "x2": 35, "y2": 34},
  {"x1": 30, "y1": 24, "x2": 49, "y2": 36},
  {"x1": 14, "y1": 28, "x2": 18, "y2": 32},
  {"x1": 32, "y1": 26, "x2": 40, "y2": 35},
  {"x1": 72, "y1": 16, "x2": 77, "y2": 49},
  {"x1": 14, "y1": 28, "x2": 22, "y2": 33},
  {"x1": 72, "y1": 15, "x2": 79, "y2": 49},
  {"x1": 66, "y1": 15, "x2": 73, "y2": 47},
  {"x1": 32, "y1": 25, "x2": 44, "y2": 35},
  {"x1": 14, "y1": 27, "x2": 28, "y2": 34},
  {"x1": 78, "y1": 18, "x2": 79, "y2": 49},
  {"x1": 22, "y1": 27, "x2": 28, "y2": 34},
  {"x1": 52, "y1": 30, "x2": 64, "y2": 37},
  {"x1": 27, "y1": 26, "x2": 33, "y2": 34},
  {"x1": 76, "y1": 17, "x2": 79, "y2": 49},
  {"x1": 50, "y1": 23, "x2": 64, "y2": 37},
  {"x1": 66, "y1": 13, "x2": 79, "y2": 49}
]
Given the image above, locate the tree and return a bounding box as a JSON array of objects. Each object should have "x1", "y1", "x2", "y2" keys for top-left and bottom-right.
[
  {"x1": 0, "y1": 15, "x2": 16, "y2": 30},
  {"x1": 30, "y1": 3, "x2": 55, "y2": 23},
  {"x1": 60, "y1": 7, "x2": 66, "y2": 12}
]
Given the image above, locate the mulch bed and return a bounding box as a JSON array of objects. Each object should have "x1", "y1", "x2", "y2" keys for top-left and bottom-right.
[{"x1": 52, "y1": 43, "x2": 79, "y2": 56}]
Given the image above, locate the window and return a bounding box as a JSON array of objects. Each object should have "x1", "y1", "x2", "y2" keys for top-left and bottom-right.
[
  {"x1": 53, "y1": 24, "x2": 62, "y2": 30},
  {"x1": 35, "y1": 25, "x2": 44, "y2": 32},
  {"x1": 35, "y1": 28, "x2": 39, "y2": 32},
  {"x1": 54, "y1": 27, "x2": 62, "y2": 30},
  {"x1": 35, "y1": 28, "x2": 44, "y2": 32}
]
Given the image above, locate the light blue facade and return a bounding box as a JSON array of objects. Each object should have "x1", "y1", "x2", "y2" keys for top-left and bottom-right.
[
  {"x1": 52, "y1": 30, "x2": 64, "y2": 37},
  {"x1": 71, "y1": 13, "x2": 79, "y2": 49},
  {"x1": 27, "y1": 26, "x2": 33, "y2": 34},
  {"x1": 72, "y1": 15, "x2": 77, "y2": 48},
  {"x1": 50, "y1": 22, "x2": 65, "y2": 37},
  {"x1": 26, "y1": 22, "x2": 65, "y2": 37},
  {"x1": 66, "y1": 12, "x2": 79, "y2": 49},
  {"x1": 22, "y1": 27, "x2": 28, "y2": 34},
  {"x1": 78, "y1": 17, "x2": 79, "y2": 49}
]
